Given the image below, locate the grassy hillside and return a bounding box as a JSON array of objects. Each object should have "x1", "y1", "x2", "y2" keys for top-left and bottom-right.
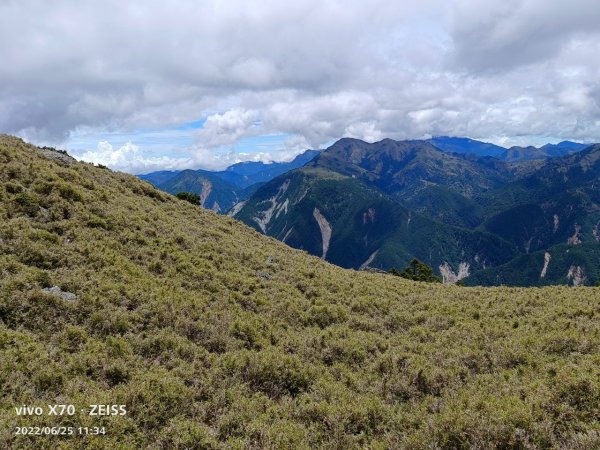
[{"x1": 1, "y1": 135, "x2": 600, "y2": 449}]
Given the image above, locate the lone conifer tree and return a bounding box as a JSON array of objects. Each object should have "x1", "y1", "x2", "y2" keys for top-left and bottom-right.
[
  {"x1": 389, "y1": 258, "x2": 441, "y2": 283},
  {"x1": 176, "y1": 192, "x2": 201, "y2": 205}
]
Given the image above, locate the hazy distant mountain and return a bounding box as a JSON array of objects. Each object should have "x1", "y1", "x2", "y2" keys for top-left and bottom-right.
[
  {"x1": 139, "y1": 149, "x2": 319, "y2": 212},
  {"x1": 138, "y1": 169, "x2": 181, "y2": 186},
  {"x1": 540, "y1": 140, "x2": 589, "y2": 154},
  {"x1": 502, "y1": 141, "x2": 588, "y2": 162},
  {"x1": 428, "y1": 136, "x2": 506, "y2": 158},
  {"x1": 429, "y1": 136, "x2": 589, "y2": 162},
  {"x1": 216, "y1": 150, "x2": 320, "y2": 188}
]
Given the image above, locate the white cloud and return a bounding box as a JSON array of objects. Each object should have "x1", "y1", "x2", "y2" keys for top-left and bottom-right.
[
  {"x1": 74, "y1": 137, "x2": 311, "y2": 174},
  {"x1": 196, "y1": 109, "x2": 259, "y2": 148},
  {"x1": 75, "y1": 141, "x2": 194, "y2": 174},
  {"x1": 2, "y1": 0, "x2": 600, "y2": 170},
  {"x1": 344, "y1": 122, "x2": 383, "y2": 142}
]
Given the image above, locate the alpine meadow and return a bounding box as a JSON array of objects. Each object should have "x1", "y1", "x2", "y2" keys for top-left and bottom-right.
[
  {"x1": 1, "y1": 136, "x2": 600, "y2": 449},
  {"x1": 3, "y1": 1, "x2": 600, "y2": 449}
]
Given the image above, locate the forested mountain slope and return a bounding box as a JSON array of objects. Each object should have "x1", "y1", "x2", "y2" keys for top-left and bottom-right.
[{"x1": 236, "y1": 138, "x2": 600, "y2": 286}]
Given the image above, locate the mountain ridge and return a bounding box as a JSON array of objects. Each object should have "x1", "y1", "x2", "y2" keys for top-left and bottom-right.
[
  {"x1": 235, "y1": 137, "x2": 600, "y2": 286},
  {"x1": 139, "y1": 149, "x2": 319, "y2": 212},
  {"x1": 429, "y1": 136, "x2": 589, "y2": 161}
]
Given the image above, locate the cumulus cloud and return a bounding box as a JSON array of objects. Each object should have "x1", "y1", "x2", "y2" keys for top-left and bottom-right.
[
  {"x1": 196, "y1": 109, "x2": 260, "y2": 148},
  {"x1": 2, "y1": 0, "x2": 600, "y2": 172},
  {"x1": 76, "y1": 142, "x2": 194, "y2": 174},
  {"x1": 74, "y1": 137, "x2": 311, "y2": 173}
]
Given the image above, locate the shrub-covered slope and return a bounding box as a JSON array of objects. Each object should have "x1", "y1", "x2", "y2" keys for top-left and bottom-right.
[{"x1": 1, "y1": 135, "x2": 600, "y2": 449}]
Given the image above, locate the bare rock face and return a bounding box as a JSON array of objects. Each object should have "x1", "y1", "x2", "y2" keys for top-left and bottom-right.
[
  {"x1": 524, "y1": 237, "x2": 533, "y2": 254},
  {"x1": 253, "y1": 179, "x2": 290, "y2": 233},
  {"x1": 359, "y1": 250, "x2": 379, "y2": 270},
  {"x1": 567, "y1": 224, "x2": 582, "y2": 245},
  {"x1": 37, "y1": 147, "x2": 76, "y2": 166},
  {"x1": 362, "y1": 208, "x2": 376, "y2": 225},
  {"x1": 200, "y1": 181, "x2": 212, "y2": 208},
  {"x1": 275, "y1": 199, "x2": 289, "y2": 219},
  {"x1": 228, "y1": 200, "x2": 247, "y2": 217},
  {"x1": 567, "y1": 265, "x2": 586, "y2": 287},
  {"x1": 42, "y1": 286, "x2": 77, "y2": 302},
  {"x1": 313, "y1": 208, "x2": 332, "y2": 259},
  {"x1": 540, "y1": 252, "x2": 551, "y2": 278},
  {"x1": 282, "y1": 227, "x2": 294, "y2": 243},
  {"x1": 439, "y1": 261, "x2": 470, "y2": 284}
]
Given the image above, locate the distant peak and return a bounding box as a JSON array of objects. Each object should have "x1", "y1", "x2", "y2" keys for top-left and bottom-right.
[{"x1": 334, "y1": 137, "x2": 367, "y2": 145}]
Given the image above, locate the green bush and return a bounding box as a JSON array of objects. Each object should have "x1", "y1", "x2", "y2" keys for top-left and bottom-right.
[
  {"x1": 389, "y1": 258, "x2": 442, "y2": 283},
  {"x1": 224, "y1": 350, "x2": 314, "y2": 398},
  {"x1": 176, "y1": 191, "x2": 200, "y2": 205}
]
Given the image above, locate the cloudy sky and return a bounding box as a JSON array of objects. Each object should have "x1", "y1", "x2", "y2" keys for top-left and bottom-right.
[{"x1": 2, "y1": 0, "x2": 600, "y2": 173}]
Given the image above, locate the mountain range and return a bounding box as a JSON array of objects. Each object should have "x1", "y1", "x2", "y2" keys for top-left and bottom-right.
[
  {"x1": 230, "y1": 137, "x2": 600, "y2": 287},
  {"x1": 138, "y1": 136, "x2": 597, "y2": 286},
  {"x1": 429, "y1": 136, "x2": 588, "y2": 161},
  {"x1": 139, "y1": 150, "x2": 319, "y2": 212}
]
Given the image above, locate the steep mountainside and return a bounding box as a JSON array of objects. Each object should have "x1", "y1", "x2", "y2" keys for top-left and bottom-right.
[
  {"x1": 153, "y1": 169, "x2": 243, "y2": 213},
  {"x1": 236, "y1": 138, "x2": 600, "y2": 285},
  {"x1": 467, "y1": 144, "x2": 600, "y2": 285},
  {"x1": 1, "y1": 135, "x2": 600, "y2": 449},
  {"x1": 308, "y1": 138, "x2": 512, "y2": 227},
  {"x1": 479, "y1": 144, "x2": 600, "y2": 209},
  {"x1": 311, "y1": 138, "x2": 509, "y2": 197},
  {"x1": 465, "y1": 242, "x2": 600, "y2": 287},
  {"x1": 140, "y1": 150, "x2": 319, "y2": 213},
  {"x1": 233, "y1": 166, "x2": 516, "y2": 280}
]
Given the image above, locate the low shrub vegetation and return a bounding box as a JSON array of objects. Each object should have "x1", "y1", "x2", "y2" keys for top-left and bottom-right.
[{"x1": 0, "y1": 135, "x2": 599, "y2": 449}]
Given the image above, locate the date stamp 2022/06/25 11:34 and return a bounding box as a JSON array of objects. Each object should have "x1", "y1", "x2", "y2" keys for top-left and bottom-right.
[{"x1": 12, "y1": 404, "x2": 127, "y2": 437}]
